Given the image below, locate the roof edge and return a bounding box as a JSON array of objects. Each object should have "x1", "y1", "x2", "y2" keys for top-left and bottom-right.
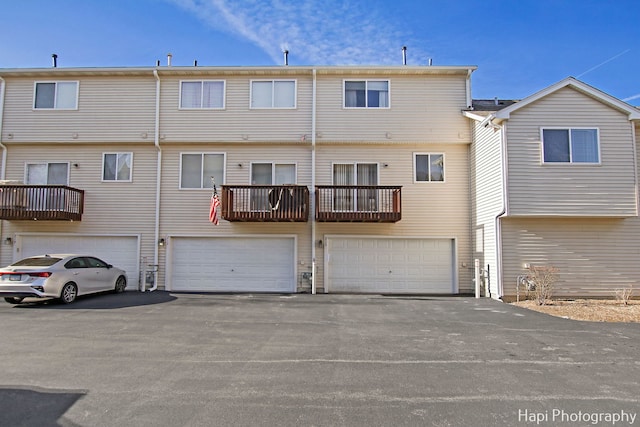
[{"x1": 494, "y1": 77, "x2": 640, "y2": 121}]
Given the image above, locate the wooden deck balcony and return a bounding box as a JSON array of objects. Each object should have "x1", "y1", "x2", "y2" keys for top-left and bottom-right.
[
  {"x1": 0, "y1": 185, "x2": 85, "y2": 221},
  {"x1": 221, "y1": 185, "x2": 309, "y2": 222},
  {"x1": 316, "y1": 185, "x2": 402, "y2": 222}
]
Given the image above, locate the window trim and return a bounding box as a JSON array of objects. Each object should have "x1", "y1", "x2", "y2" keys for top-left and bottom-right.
[
  {"x1": 250, "y1": 162, "x2": 298, "y2": 185},
  {"x1": 413, "y1": 153, "x2": 446, "y2": 183},
  {"x1": 249, "y1": 79, "x2": 297, "y2": 109},
  {"x1": 178, "y1": 80, "x2": 226, "y2": 110},
  {"x1": 102, "y1": 152, "x2": 133, "y2": 183},
  {"x1": 331, "y1": 162, "x2": 380, "y2": 185},
  {"x1": 179, "y1": 152, "x2": 226, "y2": 190},
  {"x1": 33, "y1": 81, "x2": 79, "y2": 110},
  {"x1": 343, "y1": 79, "x2": 391, "y2": 109},
  {"x1": 540, "y1": 127, "x2": 601, "y2": 165},
  {"x1": 24, "y1": 162, "x2": 71, "y2": 185}
]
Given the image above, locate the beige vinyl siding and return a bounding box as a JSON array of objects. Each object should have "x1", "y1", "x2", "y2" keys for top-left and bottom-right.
[
  {"x1": 500, "y1": 217, "x2": 640, "y2": 299},
  {"x1": 2, "y1": 77, "x2": 156, "y2": 144},
  {"x1": 158, "y1": 76, "x2": 313, "y2": 143},
  {"x1": 156, "y1": 144, "x2": 313, "y2": 291},
  {"x1": 314, "y1": 143, "x2": 472, "y2": 293},
  {"x1": 500, "y1": 121, "x2": 640, "y2": 299},
  {"x1": 316, "y1": 75, "x2": 471, "y2": 144},
  {"x1": 470, "y1": 121, "x2": 504, "y2": 297},
  {"x1": 505, "y1": 87, "x2": 637, "y2": 216},
  {"x1": 0, "y1": 144, "x2": 157, "y2": 277}
]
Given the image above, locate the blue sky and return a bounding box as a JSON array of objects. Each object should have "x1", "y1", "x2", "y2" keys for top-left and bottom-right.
[{"x1": 1, "y1": 0, "x2": 639, "y2": 105}]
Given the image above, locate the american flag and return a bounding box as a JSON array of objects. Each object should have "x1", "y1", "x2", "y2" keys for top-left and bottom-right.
[{"x1": 209, "y1": 193, "x2": 221, "y2": 225}]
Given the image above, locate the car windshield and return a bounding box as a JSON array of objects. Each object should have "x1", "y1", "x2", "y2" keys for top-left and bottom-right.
[{"x1": 11, "y1": 257, "x2": 62, "y2": 267}]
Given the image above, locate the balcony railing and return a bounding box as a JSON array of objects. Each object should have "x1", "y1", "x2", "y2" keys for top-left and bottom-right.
[
  {"x1": 221, "y1": 185, "x2": 309, "y2": 222},
  {"x1": 316, "y1": 185, "x2": 402, "y2": 222},
  {"x1": 0, "y1": 185, "x2": 85, "y2": 221}
]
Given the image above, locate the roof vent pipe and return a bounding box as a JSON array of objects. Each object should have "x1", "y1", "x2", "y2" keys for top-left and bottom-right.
[
  {"x1": 428, "y1": 58, "x2": 433, "y2": 66},
  {"x1": 167, "y1": 53, "x2": 172, "y2": 67},
  {"x1": 52, "y1": 54, "x2": 58, "y2": 68},
  {"x1": 194, "y1": 60, "x2": 198, "y2": 67},
  {"x1": 156, "y1": 60, "x2": 160, "y2": 67},
  {"x1": 283, "y1": 50, "x2": 289, "y2": 66},
  {"x1": 402, "y1": 46, "x2": 407, "y2": 65}
]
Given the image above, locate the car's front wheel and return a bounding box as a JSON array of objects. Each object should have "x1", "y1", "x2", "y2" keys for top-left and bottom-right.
[
  {"x1": 4, "y1": 297, "x2": 24, "y2": 304},
  {"x1": 60, "y1": 283, "x2": 77, "y2": 304},
  {"x1": 114, "y1": 276, "x2": 127, "y2": 293}
]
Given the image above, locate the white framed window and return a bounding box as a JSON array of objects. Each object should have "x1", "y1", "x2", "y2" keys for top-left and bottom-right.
[
  {"x1": 179, "y1": 80, "x2": 225, "y2": 109},
  {"x1": 103, "y1": 153, "x2": 133, "y2": 182},
  {"x1": 414, "y1": 153, "x2": 445, "y2": 182},
  {"x1": 250, "y1": 80, "x2": 296, "y2": 108},
  {"x1": 250, "y1": 163, "x2": 297, "y2": 211},
  {"x1": 251, "y1": 163, "x2": 297, "y2": 185},
  {"x1": 33, "y1": 81, "x2": 78, "y2": 109},
  {"x1": 25, "y1": 162, "x2": 69, "y2": 185},
  {"x1": 542, "y1": 128, "x2": 600, "y2": 163},
  {"x1": 333, "y1": 162, "x2": 379, "y2": 211},
  {"x1": 180, "y1": 153, "x2": 225, "y2": 189},
  {"x1": 344, "y1": 80, "x2": 389, "y2": 108}
]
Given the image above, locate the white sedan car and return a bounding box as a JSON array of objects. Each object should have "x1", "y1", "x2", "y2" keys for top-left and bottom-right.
[{"x1": 0, "y1": 254, "x2": 127, "y2": 304}]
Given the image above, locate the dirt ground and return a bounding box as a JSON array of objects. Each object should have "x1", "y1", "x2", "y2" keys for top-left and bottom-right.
[{"x1": 511, "y1": 299, "x2": 640, "y2": 323}]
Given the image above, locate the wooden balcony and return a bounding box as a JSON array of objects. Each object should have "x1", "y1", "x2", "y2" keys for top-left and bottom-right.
[
  {"x1": 316, "y1": 185, "x2": 402, "y2": 222},
  {"x1": 0, "y1": 185, "x2": 84, "y2": 221},
  {"x1": 221, "y1": 185, "x2": 309, "y2": 222}
]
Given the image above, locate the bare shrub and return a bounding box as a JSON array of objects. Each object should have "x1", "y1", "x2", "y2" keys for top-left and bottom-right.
[
  {"x1": 524, "y1": 265, "x2": 558, "y2": 306},
  {"x1": 615, "y1": 286, "x2": 633, "y2": 306}
]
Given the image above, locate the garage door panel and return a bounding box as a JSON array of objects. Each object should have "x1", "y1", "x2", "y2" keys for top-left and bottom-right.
[
  {"x1": 328, "y1": 237, "x2": 454, "y2": 294},
  {"x1": 18, "y1": 235, "x2": 139, "y2": 290},
  {"x1": 170, "y1": 237, "x2": 294, "y2": 292}
]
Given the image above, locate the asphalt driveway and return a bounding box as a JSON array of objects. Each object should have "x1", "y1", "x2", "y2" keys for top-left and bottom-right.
[{"x1": 0, "y1": 292, "x2": 638, "y2": 427}]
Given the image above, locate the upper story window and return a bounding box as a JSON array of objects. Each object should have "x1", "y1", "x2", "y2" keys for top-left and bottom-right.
[
  {"x1": 250, "y1": 80, "x2": 296, "y2": 108},
  {"x1": 25, "y1": 162, "x2": 69, "y2": 185},
  {"x1": 344, "y1": 80, "x2": 389, "y2": 108},
  {"x1": 180, "y1": 81, "x2": 225, "y2": 109},
  {"x1": 414, "y1": 153, "x2": 445, "y2": 182},
  {"x1": 34, "y1": 82, "x2": 78, "y2": 109},
  {"x1": 542, "y1": 128, "x2": 600, "y2": 163},
  {"x1": 180, "y1": 153, "x2": 225, "y2": 189},
  {"x1": 251, "y1": 163, "x2": 296, "y2": 185},
  {"x1": 103, "y1": 153, "x2": 133, "y2": 182}
]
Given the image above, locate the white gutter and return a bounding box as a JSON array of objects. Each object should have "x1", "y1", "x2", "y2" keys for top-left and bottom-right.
[
  {"x1": 149, "y1": 69, "x2": 162, "y2": 292},
  {"x1": 0, "y1": 77, "x2": 6, "y2": 180},
  {"x1": 631, "y1": 122, "x2": 639, "y2": 217},
  {"x1": 465, "y1": 69, "x2": 473, "y2": 109},
  {"x1": 0, "y1": 77, "x2": 6, "y2": 263},
  {"x1": 494, "y1": 121, "x2": 508, "y2": 299},
  {"x1": 311, "y1": 69, "x2": 317, "y2": 295}
]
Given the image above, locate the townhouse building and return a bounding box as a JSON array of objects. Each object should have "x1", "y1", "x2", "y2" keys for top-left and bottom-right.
[
  {"x1": 0, "y1": 64, "x2": 475, "y2": 296},
  {"x1": 0, "y1": 64, "x2": 638, "y2": 300}
]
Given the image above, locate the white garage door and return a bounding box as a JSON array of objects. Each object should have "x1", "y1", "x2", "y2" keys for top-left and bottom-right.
[
  {"x1": 169, "y1": 237, "x2": 295, "y2": 292},
  {"x1": 326, "y1": 237, "x2": 455, "y2": 294},
  {"x1": 17, "y1": 234, "x2": 140, "y2": 290}
]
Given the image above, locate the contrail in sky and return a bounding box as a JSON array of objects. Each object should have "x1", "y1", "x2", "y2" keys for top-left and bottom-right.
[{"x1": 576, "y1": 49, "x2": 630, "y2": 78}]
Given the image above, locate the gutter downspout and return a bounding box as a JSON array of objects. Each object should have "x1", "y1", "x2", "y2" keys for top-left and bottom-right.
[
  {"x1": 0, "y1": 77, "x2": 6, "y2": 265},
  {"x1": 465, "y1": 69, "x2": 473, "y2": 109},
  {"x1": 631, "y1": 122, "x2": 638, "y2": 217},
  {"x1": 0, "y1": 77, "x2": 6, "y2": 180},
  {"x1": 494, "y1": 120, "x2": 508, "y2": 299},
  {"x1": 149, "y1": 69, "x2": 162, "y2": 292},
  {"x1": 311, "y1": 69, "x2": 317, "y2": 294}
]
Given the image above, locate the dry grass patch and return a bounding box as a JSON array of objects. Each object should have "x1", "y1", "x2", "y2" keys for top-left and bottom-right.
[{"x1": 511, "y1": 299, "x2": 640, "y2": 323}]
